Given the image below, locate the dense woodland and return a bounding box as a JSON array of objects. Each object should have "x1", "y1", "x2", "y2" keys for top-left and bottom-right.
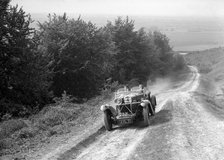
[{"x1": 0, "y1": 0, "x2": 185, "y2": 118}]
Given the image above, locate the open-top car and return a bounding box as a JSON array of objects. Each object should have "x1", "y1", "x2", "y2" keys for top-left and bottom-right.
[{"x1": 100, "y1": 85, "x2": 157, "y2": 131}]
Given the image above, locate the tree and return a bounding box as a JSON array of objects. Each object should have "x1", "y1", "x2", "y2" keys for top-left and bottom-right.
[
  {"x1": 152, "y1": 31, "x2": 174, "y2": 75},
  {"x1": 105, "y1": 17, "x2": 140, "y2": 83},
  {"x1": 105, "y1": 17, "x2": 182, "y2": 83},
  {"x1": 0, "y1": 3, "x2": 52, "y2": 117},
  {"x1": 0, "y1": 7, "x2": 185, "y2": 117},
  {"x1": 37, "y1": 14, "x2": 116, "y2": 99}
]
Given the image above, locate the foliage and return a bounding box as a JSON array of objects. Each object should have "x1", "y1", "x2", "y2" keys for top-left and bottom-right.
[
  {"x1": 0, "y1": 119, "x2": 27, "y2": 140},
  {"x1": 37, "y1": 106, "x2": 74, "y2": 127},
  {"x1": 0, "y1": 4, "x2": 188, "y2": 156},
  {"x1": 53, "y1": 90, "x2": 76, "y2": 107},
  {"x1": 172, "y1": 53, "x2": 186, "y2": 70},
  {"x1": 37, "y1": 14, "x2": 116, "y2": 98},
  {"x1": 0, "y1": 1, "x2": 186, "y2": 118},
  {"x1": 0, "y1": 2, "x2": 52, "y2": 117},
  {"x1": 104, "y1": 18, "x2": 179, "y2": 83}
]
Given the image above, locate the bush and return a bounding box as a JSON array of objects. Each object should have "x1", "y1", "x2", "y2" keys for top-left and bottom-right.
[
  {"x1": 53, "y1": 91, "x2": 77, "y2": 106},
  {"x1": 173, "y1": 54, "x2": 186, "y2": 70},
  {"x1": 37, "y1": 106, "x2": 75, "y2": 128},
  {"x1": 47, "y1": 123, "x2": 71, "y2": 137},
  {"x1": 0, "y1": 138, "x2": 13, "y2": 150},
  {"x1": 17, "y1": 127, "x2": 38, "y2": 139},
  {"x1": 0, "y1": 119, "x2": 27, "y2": 139}
]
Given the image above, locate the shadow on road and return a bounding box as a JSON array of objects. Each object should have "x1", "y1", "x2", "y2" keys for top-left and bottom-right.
[
  {"x1": 113, "y1": 109, "x2": 173, "y2": 131},
  {"x1": 57, "y1": 126, "x2": 106, "y2": 160},
  {"x1": 150, "y1": 109, "x2": 172, "y2": 126},
  {"x1": 57, "y1": 107, "x2": 173, "y2": 159}
]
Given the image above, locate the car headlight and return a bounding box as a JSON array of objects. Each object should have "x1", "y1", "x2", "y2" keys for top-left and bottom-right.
[
  {"x1": 100, "y1": 105, "x2": 105, "y2": 111},
  {"x1": 140, "y1": 102, "x2": 146, "y2": 107}
]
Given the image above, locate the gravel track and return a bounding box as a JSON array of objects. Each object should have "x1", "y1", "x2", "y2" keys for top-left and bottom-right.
[{"x1": 42, "y1": 66, "x2": 224, "y2": 160}]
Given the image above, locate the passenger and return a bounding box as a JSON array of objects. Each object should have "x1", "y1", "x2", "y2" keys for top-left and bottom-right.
[
  {"x1": 139, "y1": 84, "x2": 144, "y2": 93},
  {"x1": 124, "y1": 86, "x2": 130, "y2": 91}
]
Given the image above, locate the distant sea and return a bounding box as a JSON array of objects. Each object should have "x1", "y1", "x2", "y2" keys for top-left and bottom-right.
[{"x1": 30, "y1": 13, "x2": 224, "y2": 51}]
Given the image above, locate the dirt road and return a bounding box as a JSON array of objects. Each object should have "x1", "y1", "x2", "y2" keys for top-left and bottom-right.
[{"x1": 41, "y1": 66, "x2": 224, "y2": 160}]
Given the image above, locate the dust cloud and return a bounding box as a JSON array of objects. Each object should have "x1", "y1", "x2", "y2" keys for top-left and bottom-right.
[{"x1": 146, "y1": 77, "x2": 172, "y2": 95}]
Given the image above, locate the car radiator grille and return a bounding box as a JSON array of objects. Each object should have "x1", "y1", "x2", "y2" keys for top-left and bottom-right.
[{"x1": 117, "y1": 103, "x2": 139, "y2": 114}]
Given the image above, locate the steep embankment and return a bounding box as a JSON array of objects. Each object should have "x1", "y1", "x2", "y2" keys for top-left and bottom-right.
[
  {"x1": 186, "y1": 47, "x2": 224, "y2": 116},
  {"x1": 186, "y1": 47, "x2": 224, "y2": 94}
]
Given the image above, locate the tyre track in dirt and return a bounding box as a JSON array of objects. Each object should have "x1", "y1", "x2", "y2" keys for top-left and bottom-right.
[
  {"x1": 41, "y1": 66, "x2": 199, "y2": 160},
  {"x1": 128, "y1": 66, "x2": 224, "y2": 160},
  {"x1": 53, "y1": 66, "x2": 198, "y2": 160}
]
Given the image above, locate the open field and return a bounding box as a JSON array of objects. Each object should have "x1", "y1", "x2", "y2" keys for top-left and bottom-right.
[
  {"x1": 30, "y1": 14, "x2": 224, "y2": 51},
  {"x1": 166, "y1": 31, "x2": 224, "y2": 51},
  {"x1": 185, "y1": 47, "x2": 224, "y2": 119}
]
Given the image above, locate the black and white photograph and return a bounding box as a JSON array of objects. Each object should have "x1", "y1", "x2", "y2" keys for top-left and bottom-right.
[{"x1": 1, "y1": 0, "x2": 224, "y2": 159}]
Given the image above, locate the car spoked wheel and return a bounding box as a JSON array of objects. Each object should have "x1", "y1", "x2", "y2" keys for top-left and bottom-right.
[
  {"x1": 148, "y1": 103, "x2": 155, "y2": 116},
  {"x1": 150, "y1": 95, "x2": 157, "y2": 111},
  {"x1": 143, "y1": 105, "x2": 150, "y2": 126},
  {"x1": 104, "y1": 110, "x2": 113, "y2": 131}
]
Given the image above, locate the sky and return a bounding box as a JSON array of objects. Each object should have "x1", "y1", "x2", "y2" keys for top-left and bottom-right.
[{"x1": 11, "y1": 0, "x2": 224, "y2": 17}]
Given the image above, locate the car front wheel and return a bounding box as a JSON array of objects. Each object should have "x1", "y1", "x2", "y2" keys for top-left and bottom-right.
[
  {"x1": 104, "y1": 110, "x2": 113, "y2": 131},
  {"x1": 150, "y1": 95, "x2": 157, "y2": 111},
  {"x1": 143, "y1": 105, "x2": 150, "y2": 126},
  {"x1": 148, "y1": 103, "x2": 155, "y2": 116}
]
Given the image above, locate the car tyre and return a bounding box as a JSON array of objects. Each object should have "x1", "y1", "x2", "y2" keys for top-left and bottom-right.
[
  {"x1": 104, "y1": 110, "x2": 112, "y2": 131},
  {"x1": 143, "y1": 105, "x2": 150, "y2": 126},
  {"x1": 151, "y1": 95, "x2": 157, "y2": 111},
  {"x1": 148, "y1": 103, "x2": 155, "y2": 116}
]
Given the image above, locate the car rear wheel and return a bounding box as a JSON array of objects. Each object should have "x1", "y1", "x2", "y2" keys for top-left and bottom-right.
[
  {"x1": 143, "y1": 105, "x2": 150, "y2": 126},
  {"x1": 104, "y1": 110, "x2": 112, "y2": 131},
  {"x1": 148, "y1": 103, "x2": 155, "y2": 116},
  {"x1": 150, "y1": 95, "x2": 157, "y2": 111}
]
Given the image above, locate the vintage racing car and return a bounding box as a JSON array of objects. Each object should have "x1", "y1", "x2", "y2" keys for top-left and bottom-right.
[{"x1": 100, "y1": 85, "x2": 157, "y2": 131}]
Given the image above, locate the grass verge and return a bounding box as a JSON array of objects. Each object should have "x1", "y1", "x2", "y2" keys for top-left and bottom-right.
[{"x1": 0, "y1": 93, "x2": 112, "y2": 159}]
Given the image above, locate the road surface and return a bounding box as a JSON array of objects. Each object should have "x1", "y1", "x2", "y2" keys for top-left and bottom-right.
[{"x1": 42, "y1": 66, "x2": 224, "y2": 160}]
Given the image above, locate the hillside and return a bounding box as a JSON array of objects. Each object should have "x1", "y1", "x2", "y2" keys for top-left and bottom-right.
[
  {"x1": 185, "y1": 47, "x2": 224, "y2": 118},
  {"x1": 29, "y1": 13, "x2": 224, "y2": 51},
  {"x1": 0, "y1": 1, "x2": 187, "y2": 158},
  {"x1": 186, "y1": 47, "x2": 224, "y2": 93}
]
